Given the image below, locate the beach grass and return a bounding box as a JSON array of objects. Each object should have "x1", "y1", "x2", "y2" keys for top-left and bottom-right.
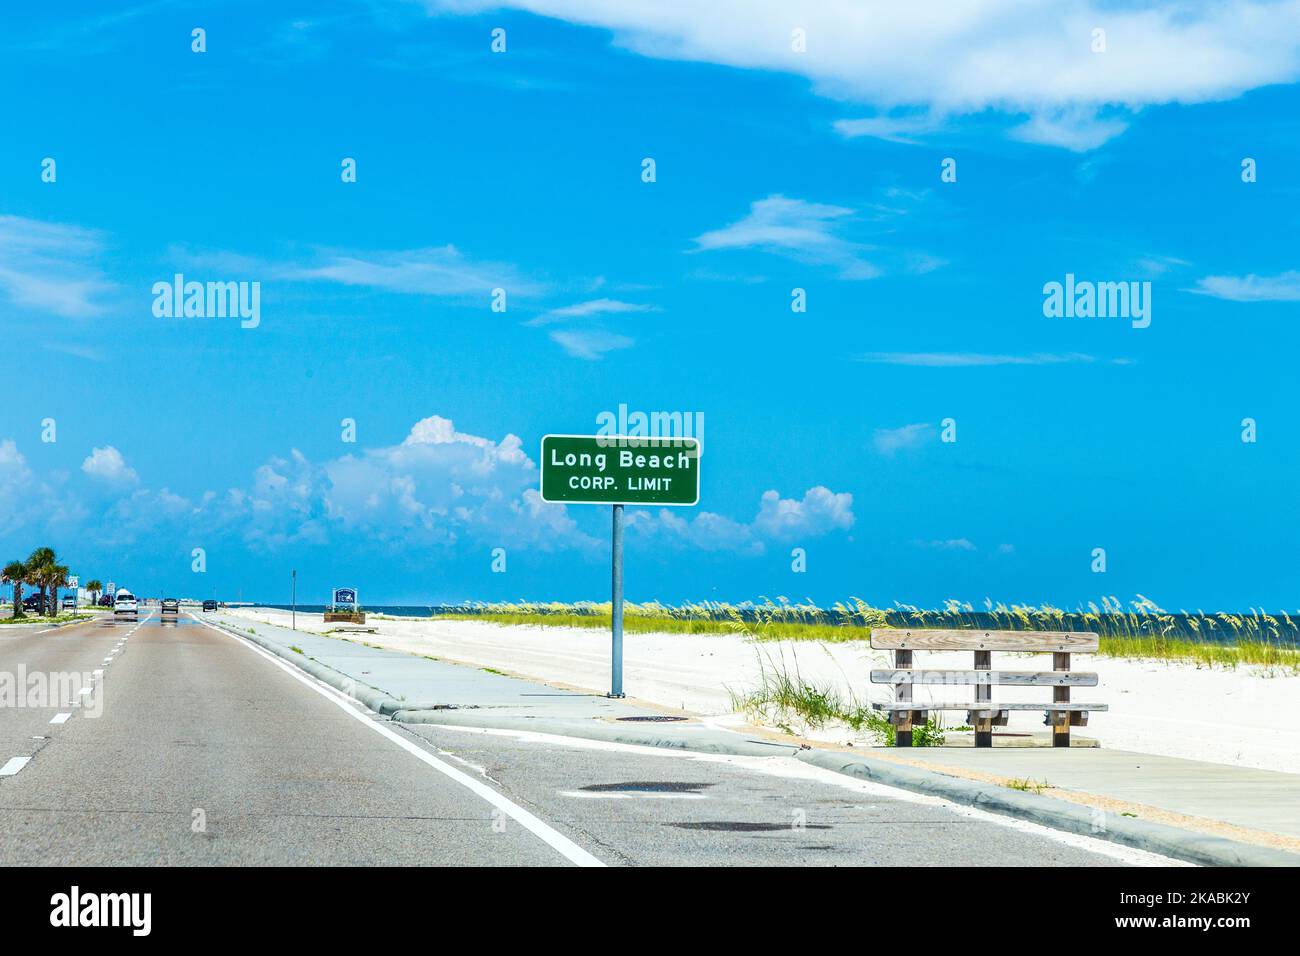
[
  {"x1": 0, "y1": 611, "x2": 93, "y2": 627},
  {"x1": 725, "y1": 651, "x2": 949, "y2": 746},
  {"x1": 431, "y1": 595, "x2": 1300, "y2": 672}
]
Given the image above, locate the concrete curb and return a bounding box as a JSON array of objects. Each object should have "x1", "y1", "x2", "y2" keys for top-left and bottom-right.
[
  {"x1": 1, "y1": 614, "x2": 99, "y2": 633},
  {"x1": 393, "y1": 709, "x2": 791, "y2": 756},
  {"x1": 795, "y1": 749, "x2": 1300, "y2": 867},
  {"x1": 210, "y1": 619, "x2": 407, "y2": 716},
  {"x1": 209, "y1": 617, "x2": 1300, "y2": 868}
]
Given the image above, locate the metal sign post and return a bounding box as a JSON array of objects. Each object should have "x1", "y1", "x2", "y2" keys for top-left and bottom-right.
[
  {"x1": 291, "y1": 569, "x2": 297, "y2": 631},
  {"x1": 610, "y1": 504, "x2": 625, "y2": 697},
  {"x1": 539, "y1": 434, "x2": 701, "y2": 698}
]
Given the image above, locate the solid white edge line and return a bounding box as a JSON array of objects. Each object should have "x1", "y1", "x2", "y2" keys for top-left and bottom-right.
[
  {"x1": 418, "y1": 724, "x2": 1186, "y2": 867},
  {"x1": 193, "y1": 615, "x2": 604, "y2": 868}
]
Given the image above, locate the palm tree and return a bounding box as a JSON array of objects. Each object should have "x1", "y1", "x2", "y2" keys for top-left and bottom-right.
[
  {"x1": 2, "y1": 560, "x2": 27, "y2": 618},
  {"x1": 45, "y1": 564, "x2": 69, "y2": 616},
  {"x1": 86, "y1": 579, "x2": 103, "y2": 607},
  {"x1": 26, "y1": 547, "x2": 54, "y2": 616}
]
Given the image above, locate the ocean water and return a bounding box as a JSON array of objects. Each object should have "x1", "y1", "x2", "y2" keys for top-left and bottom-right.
[{"x1": 250, "y1": 605, "x2": 1299, "y2": 644}]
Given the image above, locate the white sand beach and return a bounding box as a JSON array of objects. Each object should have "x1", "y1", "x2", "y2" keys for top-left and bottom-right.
[{"x1": 226, "y1": 607, "x2": 1300, "y2": 775}]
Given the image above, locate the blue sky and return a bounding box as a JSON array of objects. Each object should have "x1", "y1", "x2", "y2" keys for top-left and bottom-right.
[{"x1": 3, "y1": 1, "x2": 1300, "y2": 609}]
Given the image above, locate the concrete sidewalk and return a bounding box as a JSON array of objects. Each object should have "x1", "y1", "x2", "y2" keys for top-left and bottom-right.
[
  {"x1": 211, "y1": 612, "x2": 792, "y2": 755},
  {"x1": 866, "y1": 746, "x2": 1300, "y2": 849},
  {"x1": 208, "y1": 611, "x2": 1300, "y2": 865}
]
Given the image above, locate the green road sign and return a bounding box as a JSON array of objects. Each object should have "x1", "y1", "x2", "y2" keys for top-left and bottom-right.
[{"x1": 540, "y1": 434, "x2": 701, "y2": 506}]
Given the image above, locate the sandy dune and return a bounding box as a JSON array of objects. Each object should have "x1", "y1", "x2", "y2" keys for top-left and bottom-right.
[{"x1": 226, "y1": 607, "x2": 1300, "y2": 775}]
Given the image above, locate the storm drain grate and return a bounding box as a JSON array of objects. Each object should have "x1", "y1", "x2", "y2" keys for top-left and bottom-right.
[{"x1": 615, "y1": 715, "x2": 687, "y2": 722}]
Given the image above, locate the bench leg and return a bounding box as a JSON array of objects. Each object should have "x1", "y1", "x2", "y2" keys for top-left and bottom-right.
[
  {"x1": 974, "y1": 650, "x2": 992, "y2": 748},
  {"x1": 895, "y1": 713, "x2": 912, "y2": 748},
  {"x1": 1052, "y1": 711, "x2": 1071, "y2": 747},
  {"x1": 894, "y1": 648, "x2": 912, "y2": 747},
  {"x1": 1053, "y1": 652, "x2": 1071, "y2": 748}
]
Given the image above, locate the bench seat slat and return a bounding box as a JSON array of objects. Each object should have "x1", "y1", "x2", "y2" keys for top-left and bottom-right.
[
  {"x1": 870, "y1": 669, "x2": 1098, "y2": 687},
  {"x1": 870, "y1": 628, "x2": 1099, "y2": 652},
  {"x1": 871, "y1": 701, "x2": 1108, "y2": 712}
]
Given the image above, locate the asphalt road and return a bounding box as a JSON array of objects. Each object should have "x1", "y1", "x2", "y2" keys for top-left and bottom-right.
[{"x1": 0, "y1": 612, "x2": 1169, "y2": 866}]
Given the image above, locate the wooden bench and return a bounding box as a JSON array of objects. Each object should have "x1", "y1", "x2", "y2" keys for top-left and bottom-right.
[{"x1": 869, "y1": 628, "x2": 1108, "y2": 748}]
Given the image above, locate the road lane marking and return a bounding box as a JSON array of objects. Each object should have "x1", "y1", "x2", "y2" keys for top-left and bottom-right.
[
  {"x1": 50, "y1": 713, "x2": 72, "y2": 725},
  {"x1": 419, "y1": 724, "x2": 1183, "y2": 867},
  {"x1": 0, "y1": 756, "x2": 31, "y2": 776},
  {"x1": 195, "y1": 617, "x2": 604, "y2": 868}
]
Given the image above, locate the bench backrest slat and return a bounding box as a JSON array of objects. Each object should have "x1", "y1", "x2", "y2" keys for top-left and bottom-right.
[
  {"x1": 870, "y1": 628, "x2": 1098, "y2": 653},
  {"x1": 870, "y1": 669, "x2": 1098, "y2": 686}
]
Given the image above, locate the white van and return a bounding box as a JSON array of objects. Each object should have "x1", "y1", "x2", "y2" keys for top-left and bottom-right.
[{"x1": 113, "y1": 589, "x2": 138, "y2": 621}]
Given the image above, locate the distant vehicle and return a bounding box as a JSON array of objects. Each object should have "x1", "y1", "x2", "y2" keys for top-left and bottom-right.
[
  {"x1": 97, "y1": 594, "x2": 114, "y2": 607},
  {"x1": 62, "y1": 596, "x2": 77, "y2": 610},
  {"x1": 202, "y1": 600, "x2": 218, "y2": 612},
  {"x1": 161, "y1": 598, "x2": 179, "y2": 616},
  {"x1": 113, "y1": 589, "x2": 138, "y2": 621},
  {"x1": 21, "y1": 594, "x2": 43, "y2": 613}
]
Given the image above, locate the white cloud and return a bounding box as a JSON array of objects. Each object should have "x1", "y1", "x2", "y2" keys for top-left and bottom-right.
[
  {"x1": 81, "y1": 446, "x2": 139, "y2": 485},
  {"x1": 0, "y1": 441, "x2": 47, "y2": 534},
  {"x1": 1191, "y1": 271, "x2": 1300, "y2": 302},
  {"x1": 914, "y1": 538, "x2": 978, "y2": 552},
  {"x1": 61, "y1": 416, "x2": 587, "y2": 554},
  {"x1": 629, "y1": 485, "x2": 854, "y2": 554},
  {"x1": 858, "y1": 351, "x2": 1107, "y2": 367},
  {"x1": 528, "y1": 298, "x2": 656, "y2": 326},
  {"x1": 873, "y1": 423, "x2": 934, "y2": 456},
  {"x1": 4, "y1": 419, "x2": 853, "y2": 563},
  {"x1": 752, "y1": 487, "x2": 854, "y2": 541},
  {"x1": 549, "y1": 328, "x2": 634, "y2": 359},
  {"x1": 833, "y1": 113, "x2": 944, "y2": 145},
  {"x1": 282, "y1": 244, "x2": 542, "y2": 298},
  {"x1": 423, "y1": 1, "x2": 1300, "y2": 149},
  {"x1": 1007, "y1": 106, "x2": 1130, "y2": 151},
  {"x1": 692, "y1": 195, "x2": 879, "y2": 279},
  {"x1": 1135, "y1": 255, "x2": 1190, "y2": 277},
  {"x1": 0, "y1": 216, "x2": 116, "y2": 318}
]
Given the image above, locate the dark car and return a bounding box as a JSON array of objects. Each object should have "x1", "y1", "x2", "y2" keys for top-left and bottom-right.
[
  {"x1": 98, "y1": 594, "x2": 114, "y2": 607},
  {"x1": 161, "y1": 598, "x2": 180, "y2": 616},
  {"x1": 22, "y1": 594, "x2": 45, "y2": 613},
  {"x1": 202, "y1": 600, "x2": 218, "y2": 612}
]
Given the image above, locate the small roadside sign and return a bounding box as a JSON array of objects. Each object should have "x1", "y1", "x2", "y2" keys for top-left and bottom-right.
[
  {"x1": 540, "y1": 434, "x2": 700, "y2": 506},
  {"x1": 332, "y1": 587, "x2": 357, "y2": 607},
  {"x1": 68, "y1": 576, "x2": 79, "y2": 589}
]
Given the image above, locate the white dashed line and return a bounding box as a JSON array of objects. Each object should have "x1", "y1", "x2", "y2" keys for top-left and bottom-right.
[
  {"x1": 0, "y1": 756, "x2": 31, "y2": 777},
  {"x1": 49, "y1": 713, "x2": 72, "y2": 725}
]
